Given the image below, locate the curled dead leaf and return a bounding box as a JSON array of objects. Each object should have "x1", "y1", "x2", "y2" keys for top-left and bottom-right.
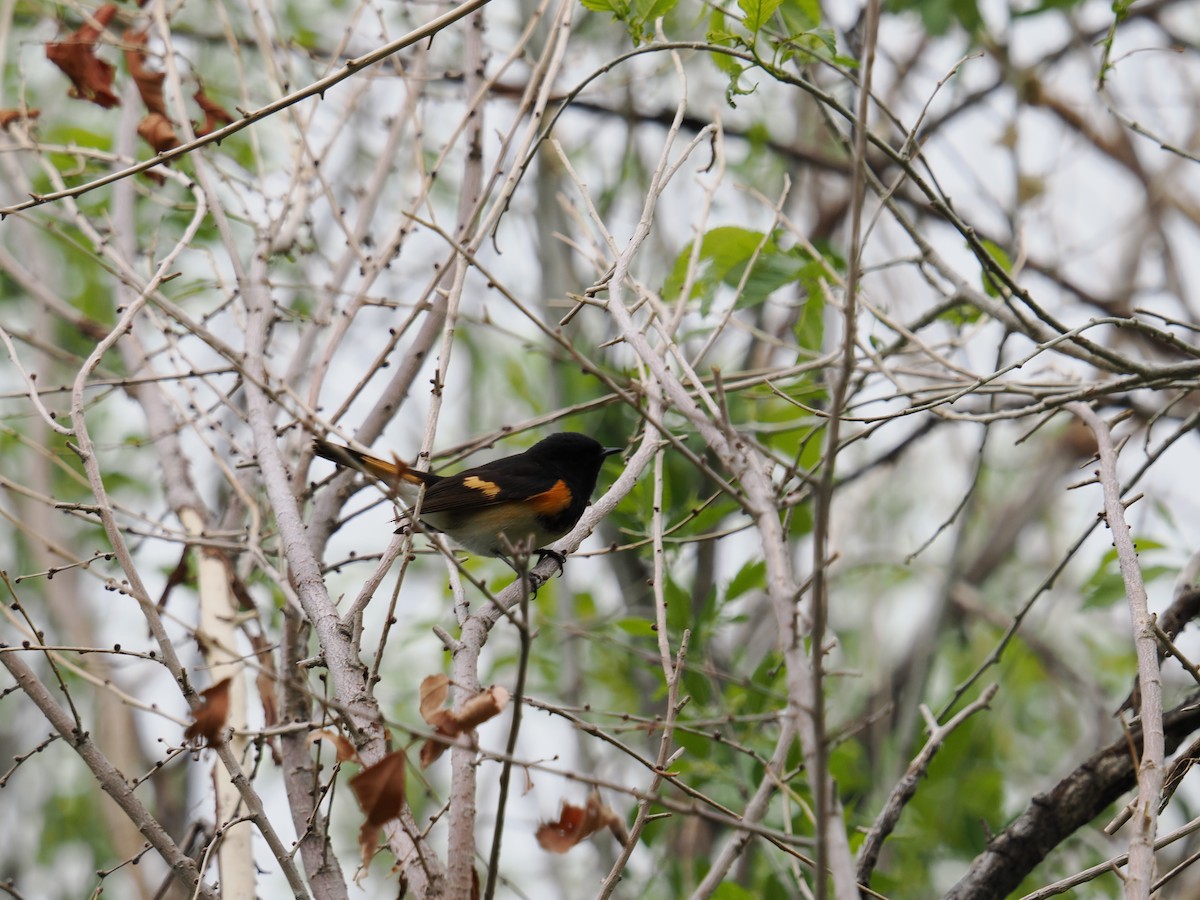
[
  {"x1": 357, "y1": 821, "x2": 382, "y2": 872},
  {"x1": 138, "y1": 112, "x2": 179, "y2": 153},
  {"x1": 417, "y1": 674, "x2": 509, "y2": 768},
  {"x1": 46, "y1": 4, "x2": 120, "y2": 109},
  {"x1": 418, "y1": 714, "x2": 457, "y2": 768},
  {"x1": 536, "y1": 791, "x2": 627, "y2": 853},
  {"x1": 184, "y1": 678, "x2": 231, "y2": 747},
  {"x1": 247, "y1": 631, "x2": 281, "y2": 765},
  {"x1": 193, "y1": 87, "x2": 234, "y2": 136},
  {"x1": 123, "y1": 28, "x2": 166, "y2": 116},
  {"x1": 306, "y1": 728, "x2": 359, "y2": 764},
  {"x1": 350, "y1": 749, "x2": 408, "y2": 869},
  {"x1": 419, "y1": 673, "x2": 450, "y2": 721},
  {"x1": 0, "y1": 109, "x2": 40, "y2": 129},
  {"x1": 457, "y1": 686, "x2": 511, "y2": 731},
  {"x1": 248, "y1": 631, "x2": 278, "y2": 729}
]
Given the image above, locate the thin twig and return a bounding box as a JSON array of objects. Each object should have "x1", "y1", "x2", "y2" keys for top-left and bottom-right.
[
  {"x1": 857, "y1": 684, "x2": 998, "y2": 884},
  {"x1": 483, "y1": 568, "x2": 534, "y2": 900}
]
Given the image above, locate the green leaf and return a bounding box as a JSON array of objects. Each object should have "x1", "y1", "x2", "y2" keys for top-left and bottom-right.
[
  {"x1": 662, "y1": 226, "x2": 830, "y2": 315},
  {"x1": 737, "y1": 0, "x2": 782, "y2": 33},
  {"x1": 1013, "y1": 0, "x2": 1089, "y2": 15},
  {"x1": 662, "y1": 225, "x2": 756, "y2": 308},
  {"x1": 614, "y1": 616, "x2": 657, "y2": 637},
  {"x1": 786, "y1": 501, "x2": 813, "y2": 538},
  {"x1": 740, "y1": 250, "x2": 811, "y2": 308},
  {"x1": 779, "y1": 0, "x2": 821, "y2": 31},
  {"x1": 887, "y1": 0, "x2": 984, "y2": 36},
  {"x1": 580, "y1": 0, "x2": 622, "y2": 12},
  {"x1": 726, "y1": 560, "x2": 766, "y2": 602},
  {"x1": 707, "y1": 11, "x2": 746, "y2": 83},
  {"x1": 579, "y1": 0, "x2": 675, "y2": 43},
  {"x1": 977, "y1": 238, "x2": 1013, "y2": 298},
  {"x1": 682, "y1": 662, "x2": 715, "y2": 706},
  {"x1": 635, "y1": 0, "x2": 677, "y2": 24},
  {"x1": 794, "y1": 282, "x2": 824, "y2": 353},
  {"x1": 665, "y1": 574, "x2": 694, "y2": 635},
  {"x1": 674, "y1": 727, "x2": 713, "y2": 761},
  {"x1": 698, "y1": 226, "x2": 769, "y2": 286},
  {"x1": 1081, "y1": 539, "x2": 1169, "y2": 608},
  {"x1": 777, "y1": 26, "x2": 839, "y2": 64},
  {"x1": 938, "y1": 300, "x2": 984, "y2": 326},
  {"x1": 713, "y1": 884, "x2": 758, "y2": 900},
  {"x1": 712, "y1": 49, "x2": 745, "y2": 82}
]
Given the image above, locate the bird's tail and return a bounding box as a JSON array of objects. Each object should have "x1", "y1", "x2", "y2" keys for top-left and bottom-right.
[{"x1": 312, "y1": 439, "x2": 437, "y2": 488}]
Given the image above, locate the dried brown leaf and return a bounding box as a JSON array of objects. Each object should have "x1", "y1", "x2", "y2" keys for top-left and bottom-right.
[
  {"x1": 306, "y1": 728, "x2": 359, "y2": 764},
  {"x1": 536, "y1": 791, "x2": 626, "y2": 853},
  {"x1": 417, "y1": 677, "x2": 509, "y2": 768},
  {"x1": 0, "y1": 109, "x2": 40, "y2": 129},
  {"x1": 184, "y1": 678, "x2": 231, "y2": 747},
  {"x1": 248, "y1": 631, "x2": 278, "y2": 729},
  {"x1": 46, "y1": 4, "x2": 120, "y2": 109},
  {"x1": 418, "y1": 718, "x2": 456, "y2": 768},
  {"x1": 418, "y1": 674, "x2": 449, "y2": 723},
  {"x1": 155, "y1": 546, "x2": 190, "y2": 610},
  {"x1": 137, "y1": 112, "x2": 179, "y2": 154},
  {"x1": 350, "y1": 750, "x2": 408, "y2": 825},
  {"x1": 122, "y1": 28, "x2": 166, "y2": 116},
  {"x1": 457, "y1": 685, "x2": 510, "y2": 731},
  {"x1": 193, "y1": 86, "x2": 234, "y2": 136},
  {"x1": 357, "y1": 821, "x2": 382, "y2": 871},
  {"x1": 247, "y1": 631, "x2": 280, "y2": 764},
  {"x1": 227, "y1": 564, "x2": 256, "y2": 613}
]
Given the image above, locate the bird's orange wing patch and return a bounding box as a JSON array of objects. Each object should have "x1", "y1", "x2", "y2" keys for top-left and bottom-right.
[
  {"x1": 463, "y1": 475, "x2": 503, "y2": 498},
  {"x1": 528, "y1": 479, "x2": 572, "y2": 516}
]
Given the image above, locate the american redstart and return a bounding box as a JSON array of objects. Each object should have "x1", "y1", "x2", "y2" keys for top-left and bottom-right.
[{"x1": 314, "y1": 432, "x2": 621, "y2": 573}]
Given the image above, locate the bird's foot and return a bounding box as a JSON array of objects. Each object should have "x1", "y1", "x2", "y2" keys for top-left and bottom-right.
[
  {"x1": 534, "y1": 548, "x2": 567, "y2": 576},
  {"x1": 523, "y1": 550, "x2": 566, "y2": 597}
]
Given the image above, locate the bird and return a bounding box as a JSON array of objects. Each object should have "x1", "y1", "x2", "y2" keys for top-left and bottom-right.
[{"x1": 313, "y1": 432, "x2": 622, "y2": 574}]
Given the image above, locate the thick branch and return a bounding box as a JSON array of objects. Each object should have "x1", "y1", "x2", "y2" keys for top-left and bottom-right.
[{"x1": 943, "y1": 694, "x2": 1200, "y2": 900}]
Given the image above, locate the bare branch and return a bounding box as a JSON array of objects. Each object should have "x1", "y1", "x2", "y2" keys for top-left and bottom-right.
[{"x1": 1066, "y1": 402, "x2": 1163, "y2": 898}]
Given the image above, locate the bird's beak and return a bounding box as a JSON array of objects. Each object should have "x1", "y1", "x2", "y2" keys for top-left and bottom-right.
[{"x1": 603, "y1": 447, "x2": 622, "y2": 458}]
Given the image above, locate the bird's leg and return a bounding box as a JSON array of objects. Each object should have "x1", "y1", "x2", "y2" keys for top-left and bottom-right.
[
  {"x1": 512, "y1": 549, "x2": 566, "y2": 597},
  {"x1": 497, "y1": 536, "x2": 547, "y2": 598}
]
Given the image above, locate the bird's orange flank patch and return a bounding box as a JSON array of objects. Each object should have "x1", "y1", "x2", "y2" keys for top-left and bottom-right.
[
  {"x1": 530, "y1": 480, "x2": 572, "y2": 515},
  {"x1": 463, "y1": 475, "x2": 502, "y2": 498}
]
